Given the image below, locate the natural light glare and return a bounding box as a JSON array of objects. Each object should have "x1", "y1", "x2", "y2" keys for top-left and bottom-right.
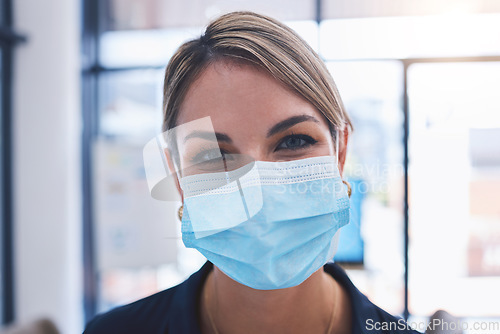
[
  {"x1": 100, "y1": 28, "x2": 203, "y2": 68},
  {"x1": 320, "y1": 13, "x2": 500, "y2": 60},
  {"x1": 408, "y1": 61, "x2": 500, "y2": 317}
]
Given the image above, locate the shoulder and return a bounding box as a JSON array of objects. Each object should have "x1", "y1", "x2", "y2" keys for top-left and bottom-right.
[
  {"x1": 83, "y1": 262, "x2": 213, "y2": 334},
  {"x1": 324, "y1": 262, "x2": 422, "y2": 334},
  {"x1": 83, "y1": 286, "x2": 177, "y2": 334}
]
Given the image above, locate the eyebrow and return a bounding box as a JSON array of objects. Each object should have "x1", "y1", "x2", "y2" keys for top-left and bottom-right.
[
  {"x1": 183, "y1": 130, "x2": 232, "y2": 144},
  {"x1": 182, "y1": 114, "x2": 319, "y2": 144},
  {"x1": 266, "y1": 115, "x2": 319, "y2": 138}
]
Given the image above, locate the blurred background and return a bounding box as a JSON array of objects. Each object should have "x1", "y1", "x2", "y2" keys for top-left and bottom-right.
[{"x1": 1, "y1": 0, "x2": 500, "y2": 333}]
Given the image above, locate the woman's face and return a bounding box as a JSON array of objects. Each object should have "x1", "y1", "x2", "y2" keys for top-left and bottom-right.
[{"x1": 174, "y1": 60, "x2": 338, "y2": 183}]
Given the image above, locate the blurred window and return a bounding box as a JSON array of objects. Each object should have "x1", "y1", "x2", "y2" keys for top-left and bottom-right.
[
  {"x1": 408, "y1": 61, "x2": 500, "y2": 318},
  {"x1": 93, "y1": 69, "x2": 189, "y2": 312},
  {"x1": 101, "y1": 0, "x2": 315, "y2": 31},
  {"x1": 320, "y1": 14, "x2": 500, "y2": 59}
]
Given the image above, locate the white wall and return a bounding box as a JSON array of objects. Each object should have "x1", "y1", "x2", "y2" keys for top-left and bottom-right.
[{"x1": 13, "y1": 0, "x2": 82, "y2": 333}]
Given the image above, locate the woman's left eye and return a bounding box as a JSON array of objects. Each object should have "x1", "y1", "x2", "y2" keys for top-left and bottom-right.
[{"x1": 276, "y1": 134, "x2": 317, "y2": 151}]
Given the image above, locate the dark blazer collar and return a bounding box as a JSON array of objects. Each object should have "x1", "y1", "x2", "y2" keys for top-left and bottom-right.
[{"x1": 168, "y1": 261, "x2": 410, "y2": 334}]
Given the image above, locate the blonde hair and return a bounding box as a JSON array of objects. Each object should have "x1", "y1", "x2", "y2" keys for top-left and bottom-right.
[{"x1": 162, "y1": 11, "x2": 352, "y2": 137}]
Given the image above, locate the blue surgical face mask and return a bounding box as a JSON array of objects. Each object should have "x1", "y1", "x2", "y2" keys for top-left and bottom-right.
[{"x1": 179, "y1": 155, "x2": 350, "y2": 290}]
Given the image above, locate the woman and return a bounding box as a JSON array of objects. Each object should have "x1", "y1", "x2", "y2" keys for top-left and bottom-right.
[{"x1": 84, "y1": 11, "x2": 420, "y2": 334}]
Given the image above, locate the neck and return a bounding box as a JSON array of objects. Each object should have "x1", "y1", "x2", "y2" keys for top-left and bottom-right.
[{"x1": 201, "y1": 265, "x2": 351, "y2": 334}]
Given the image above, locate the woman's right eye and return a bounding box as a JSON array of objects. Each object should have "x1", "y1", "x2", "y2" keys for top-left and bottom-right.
[{"x1": 191, "y1": 149, "x2": 228, "y2": 165}]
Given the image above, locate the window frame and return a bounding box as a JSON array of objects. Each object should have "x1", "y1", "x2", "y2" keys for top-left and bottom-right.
[{"x1": 0, "y1": 0, "x2": 25, "y2": 325}]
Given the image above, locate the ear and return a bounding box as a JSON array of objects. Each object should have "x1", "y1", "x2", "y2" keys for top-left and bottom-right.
[
  {"x1": 164, "y1": 148, "x2": 184, "y2": 202},
  {"x1": 338, "y1": 123, "x2": 349, "y2": 176}
]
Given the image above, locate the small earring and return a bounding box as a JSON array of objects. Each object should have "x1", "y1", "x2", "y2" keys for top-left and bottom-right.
[
  {"x1": 178, "y1": 205, "x2": 183, "y2": 221},
  {"x1": 342, "y1": 180, "x2": 352, "y2": 198}
]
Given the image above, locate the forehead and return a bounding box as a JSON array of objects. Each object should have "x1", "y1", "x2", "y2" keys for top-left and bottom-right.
[{"x1": 176, "y1": 61, "x2": 328, "y2": 132}]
